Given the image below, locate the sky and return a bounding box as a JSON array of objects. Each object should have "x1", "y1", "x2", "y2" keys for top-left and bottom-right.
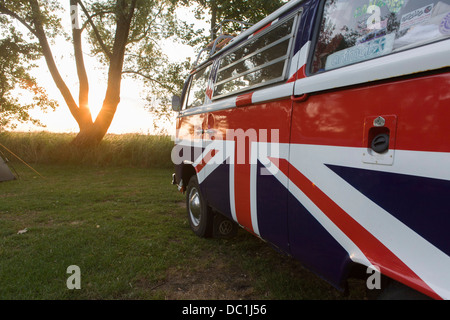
[{"x1": 11, "y1": 5, "x2": 205, "y2": 136}]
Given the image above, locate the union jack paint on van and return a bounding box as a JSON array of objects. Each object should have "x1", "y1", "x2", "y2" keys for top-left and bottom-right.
[{"x1": 171, "y1": 0, "x2": 450, "y2": 299}]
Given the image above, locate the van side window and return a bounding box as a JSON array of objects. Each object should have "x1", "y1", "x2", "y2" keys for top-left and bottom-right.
[
  {"x1": 312, "y1": 0, "x2": 450, "y2": 73},
  {"x1": 213, "y1": 14, "x2": 297, "y2": 99},
  {"x1": 185, "y1": 64, "x2": 212, "y2": 109}
]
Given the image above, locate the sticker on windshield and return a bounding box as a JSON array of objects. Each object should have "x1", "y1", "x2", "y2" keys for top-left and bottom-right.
[
  {"x1": 385, "y1": 0, "x2": 405, "y2": 13},
  {"x1": 400, "y1": 4, "x2": 434, "y2": 31},
  {"x1": 325, "y1": 33, "x2": 395, "y2": 71},
  {"x1": 354, "y1": 0, "x2": 405, "y2": 18},
  {"x1": 440, "y1": 12, "x2": 450, "y2": 35}
]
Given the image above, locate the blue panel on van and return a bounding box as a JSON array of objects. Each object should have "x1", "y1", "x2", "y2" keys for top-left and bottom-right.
[
  {"x1": 327, "y1": 164, "x2": 450, "y2": 257},
  {"x1": 287, "y1": 189, "x2": 351, "y2": 290}
]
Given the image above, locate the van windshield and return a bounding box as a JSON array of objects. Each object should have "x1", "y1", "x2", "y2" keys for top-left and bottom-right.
[{"x1": 312, "y1": 0, "x2": 450, "y2": 73}]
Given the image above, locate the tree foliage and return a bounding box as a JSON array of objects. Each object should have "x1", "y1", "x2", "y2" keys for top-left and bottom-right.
[
  {"x1": 0, "y1": 1, "x2": 59, "y2": 131},
  {"x1": 187, "y1": 0, "x2": 288, "y2": 40},
  {"x1": 0, "y1": 0, "x2": 190, "y2": 144}
]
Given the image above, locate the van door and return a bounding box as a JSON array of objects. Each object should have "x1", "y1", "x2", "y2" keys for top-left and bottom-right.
[
  {"x1": 200, "y1": 10, "x2": 303, "y2": 252},
  {"x1": 175, "y1": 63, "x2": 213, "y2": 186},
  {"x1": 289, "y1": 0, "x2": 450, "y2": 297}
]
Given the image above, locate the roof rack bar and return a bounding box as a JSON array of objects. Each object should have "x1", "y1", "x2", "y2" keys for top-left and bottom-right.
[
  {"x1": 212, "y1": 19, "x2": 253, "y2": 39},
  {"x1": 193, "y1": 19, "x2": 254, "y2": 67}
]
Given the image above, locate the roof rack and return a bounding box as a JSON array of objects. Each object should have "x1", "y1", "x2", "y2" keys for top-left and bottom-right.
[
  {"x1": 193, "y1": 19, "x2": 253, "y2": 67},
  {"x1": 213, "y1": 19, "x2": 253, "y2": 37}
]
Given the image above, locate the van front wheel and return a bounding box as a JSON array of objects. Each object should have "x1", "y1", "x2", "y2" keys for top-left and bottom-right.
[{"x1": 186, "y1": 175, "x2": 213, "y2": 238}]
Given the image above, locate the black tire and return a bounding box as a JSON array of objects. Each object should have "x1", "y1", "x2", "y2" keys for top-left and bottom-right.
[{"x1": 185, "y1": 175, "x2": 213, "y2": 238}]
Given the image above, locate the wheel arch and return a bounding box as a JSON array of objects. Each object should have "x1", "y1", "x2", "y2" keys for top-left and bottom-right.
[{"x1": 175, "y1": 162, "x2": 197, "y2": 193}]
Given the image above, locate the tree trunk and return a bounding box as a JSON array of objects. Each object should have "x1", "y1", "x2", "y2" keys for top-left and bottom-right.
[
  {"x1": 2, "y1": 0, "x2": 138, "y2": 148},
  {"x1": 71, "y1": 0, "x2": 93, "y2": 132},
  {"x1": 24, "y1": 0, "x2": 138, "y2": 147},
  {"x1": 29, "y1": 0, "x2": 92, "y2": 130},
  {"x1": 72, "y1": 0, "x2": 137, "y2": 147}
]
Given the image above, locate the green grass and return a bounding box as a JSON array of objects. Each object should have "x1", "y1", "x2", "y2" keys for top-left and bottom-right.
[
  {"x1": 0, "y1": 131, "x2": 174, "y2": 168},
  {"x1": 0, "y1": 163, "x2": 367, "y2": 300},
  {"x1": 0, "y1": 132, "x2": 368, "y2": 299}
]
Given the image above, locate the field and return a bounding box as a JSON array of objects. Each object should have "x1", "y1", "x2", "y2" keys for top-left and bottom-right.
[{"x1": 0, "y1": 132, "x2": 367, "y2": 300}]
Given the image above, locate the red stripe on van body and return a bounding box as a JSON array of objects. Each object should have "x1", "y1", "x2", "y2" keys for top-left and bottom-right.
[
  {"x1": 234, "y1": 160, "x2": 253, "y2": 233},
  {"x1": 236, "y1": 92, "x2": 254, "y2": 107},
  {"x1": 287, "y1": 65, "x2": 306, "y2": 82},
  {"x1": 195, "y1": 149, "x2": 218, "y2": 173},
  {"x1": 233, "y1": 129, "x2": 255, "y2": 233}
]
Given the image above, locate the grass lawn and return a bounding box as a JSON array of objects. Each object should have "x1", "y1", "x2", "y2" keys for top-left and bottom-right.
[{"x1": 0, "y1": 164, "x2": 367, "y2": 300}]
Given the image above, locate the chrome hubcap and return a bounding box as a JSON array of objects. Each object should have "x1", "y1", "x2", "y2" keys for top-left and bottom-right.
[{"x1": 188, "y1": 187, "x2": 201, "y2": 227}]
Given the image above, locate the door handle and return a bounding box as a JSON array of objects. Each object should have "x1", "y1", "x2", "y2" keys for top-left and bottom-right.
[
  {"x1": 291, "y1": 93, "x2": 309, "y2": 102},
  {"x1": 371, "y1": 133, "x2": 390, "y2": 153}
]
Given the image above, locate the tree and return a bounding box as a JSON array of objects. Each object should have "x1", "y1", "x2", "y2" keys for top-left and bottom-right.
[
  {"x1": 0, "y1": 0, "x2": 191, "y2": 146},
  {"x1": 0, "y1": 0, "x2": 287, "y2": 145}
]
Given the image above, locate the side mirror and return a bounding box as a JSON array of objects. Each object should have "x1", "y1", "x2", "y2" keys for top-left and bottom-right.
[{"x1": 171, "y1": 95, "x2": 182, "y2": 112}]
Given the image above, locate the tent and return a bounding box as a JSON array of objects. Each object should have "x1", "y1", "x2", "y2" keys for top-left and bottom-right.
[{"x1": 0, "y1": 152, "x2": 15, "y2": 182}]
